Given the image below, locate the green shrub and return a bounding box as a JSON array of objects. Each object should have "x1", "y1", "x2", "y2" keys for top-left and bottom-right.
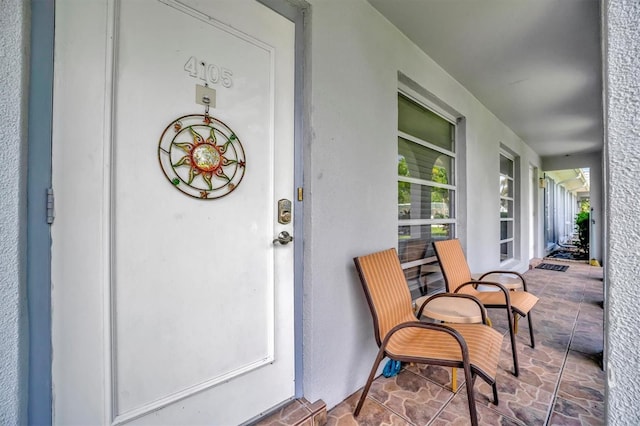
[{"x1": 575, "y1": 211, "x2": 590, "y2": 255}]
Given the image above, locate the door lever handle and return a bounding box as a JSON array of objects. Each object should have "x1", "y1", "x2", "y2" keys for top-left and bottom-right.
[{"x1": 273, "y1": 231, "x2": 293, "y2": 245}]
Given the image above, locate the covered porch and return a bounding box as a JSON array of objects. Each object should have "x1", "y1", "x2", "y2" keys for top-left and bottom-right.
[
  {"x1": 4, "y1": 0, "x2": 640, "y2": 424},
  {"x1": 259, "y1": 259, "x2": 603, "y2": 425}
]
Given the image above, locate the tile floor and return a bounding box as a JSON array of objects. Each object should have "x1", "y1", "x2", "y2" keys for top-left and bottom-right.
[
  {"x1": 326, "y1": 260, "x2": 605, "y2": 426},
  {"x1": 255, "y1": 398, "x2": 327, "y2": 426}
]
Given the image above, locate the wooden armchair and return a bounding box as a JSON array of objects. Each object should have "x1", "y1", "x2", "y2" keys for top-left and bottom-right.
[{"x1": 353, "y1": 248, "x2": 503, "y2": 425}]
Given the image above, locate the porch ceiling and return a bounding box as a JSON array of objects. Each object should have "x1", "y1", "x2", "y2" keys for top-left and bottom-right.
[
  {"x1": 546, "y1": 168, "x2": 590, "y2": 194},
  {"x1": 368, "y1": 0, "x2": 603, "y2": 158}
]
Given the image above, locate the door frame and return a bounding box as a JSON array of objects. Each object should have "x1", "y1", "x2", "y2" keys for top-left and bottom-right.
[
  {"x1": 27, "y1": 0, "x2": 308, "y2": 421},
  {"x1": 257, "y1": 0, "x2": 309, "y2": 399},
  {"x1": 26, "y1": 0, "x2": 54, "y2": 424}
]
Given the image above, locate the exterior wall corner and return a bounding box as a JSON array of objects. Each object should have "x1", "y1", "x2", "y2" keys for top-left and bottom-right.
[
  {"x1": 603, "y1": 0, "x2": 640, "y2": 423},
  {"x1": 0, "y1": 0, "x2": 31, "y2": 424}
]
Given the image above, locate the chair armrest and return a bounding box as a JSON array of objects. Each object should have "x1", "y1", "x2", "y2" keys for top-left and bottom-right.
[
  {"x1": 479, "y1": 270, "x2": 528, "y2": 291},
  {"x1": 380, "y1": 321, "x2": 470, "y2": 362},
  {"x1": 456, "y1": 280, "x2": 514, "y2": 313}
]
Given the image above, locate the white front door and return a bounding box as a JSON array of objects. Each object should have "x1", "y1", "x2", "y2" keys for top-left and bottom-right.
[{"x1": 51, "y1": 1, "x2": 295, "y2": 424}]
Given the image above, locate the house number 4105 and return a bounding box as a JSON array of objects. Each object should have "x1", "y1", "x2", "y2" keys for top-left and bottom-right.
[{"x1": 184, "y1": 56, "x2": 233, "y2": 88}]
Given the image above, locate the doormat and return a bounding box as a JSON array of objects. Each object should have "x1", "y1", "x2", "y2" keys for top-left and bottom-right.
[{"x1": 536, "y1": 263, "x2": 569, "y2": 272}]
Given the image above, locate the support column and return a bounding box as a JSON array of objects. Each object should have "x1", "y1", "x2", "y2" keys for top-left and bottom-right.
[{"x1": 604, "y1": 0, "x2": 640, "y2": 424}]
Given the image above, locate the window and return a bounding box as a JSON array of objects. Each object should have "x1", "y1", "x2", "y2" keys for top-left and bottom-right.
[
  {"x1": 500, "y1": 152, "x2": 515, "y2": 262},
  {"x1": 397, "y1": 92, "x2": 457, "y2": 298}
]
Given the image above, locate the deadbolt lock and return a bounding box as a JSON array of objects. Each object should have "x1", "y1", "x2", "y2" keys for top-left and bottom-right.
[{"x1": 278, "y1": 199, "x2": 292, "y2": 224}]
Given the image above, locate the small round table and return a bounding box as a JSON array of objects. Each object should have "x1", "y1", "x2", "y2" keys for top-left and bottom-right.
[
  {"x1": 414, "y1": 295, "x2": 484, "y2": 324},
  {"x1": 471, "y1": 272, "x2": 523, "y2": 291},
  {"x1": 414, "y1": 294, "x2": 486, "y2": 392},
  {"x1": 471, "y1": 273, "x2": 524, "y2": 334}
]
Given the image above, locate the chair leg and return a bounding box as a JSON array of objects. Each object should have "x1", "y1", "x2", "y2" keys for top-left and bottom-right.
[
  {"x1": 492, "y1": 382, "x2": 499, "y2": 405},
  {"x1": 528, "y1": 311, "x2": 535, "y2": 348},
  {"x1": 506, "y1": 309, "x2": 519, "y2": 376},
  {"x1": 462, "y1": 363, "x2": 479, "y2": 426},
  {"x1": 451, "y1": 368, "x2": 457, "y2": 392},
  {"x1": 514, "y1": 313, "x2": 519, "y2": 334},
  {"x1": 354, "y1": 348, "x2": 386, "y2": 417}
]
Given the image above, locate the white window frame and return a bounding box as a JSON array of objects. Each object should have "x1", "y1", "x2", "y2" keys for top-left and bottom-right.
[
  {"x1": 397, "y1": 86, "x2": 458, "y2": 298},
  {"x1": 500, "y1": 151, "x2": 516, "y2": 263}
]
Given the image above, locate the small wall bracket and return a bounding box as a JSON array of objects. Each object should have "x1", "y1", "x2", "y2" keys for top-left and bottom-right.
[{"x1": 196, "y1": 84, "x2": 216, "y2": 108}]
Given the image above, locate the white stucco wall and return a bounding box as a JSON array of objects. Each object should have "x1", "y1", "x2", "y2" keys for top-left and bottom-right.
[
  {"x1": 604, "y1": 0, "x2": 640, "y2": 423},
  {"x1": 0, "y1": 1, "x2": 29, "y2": 424},
  {"x1": 303, "y1": 0, "x2": 541, "y2": 408}
]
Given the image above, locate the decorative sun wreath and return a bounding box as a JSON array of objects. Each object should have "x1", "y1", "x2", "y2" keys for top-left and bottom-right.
[{"x1": 158, "y1": 114, "x2": 246, "y2": 199}]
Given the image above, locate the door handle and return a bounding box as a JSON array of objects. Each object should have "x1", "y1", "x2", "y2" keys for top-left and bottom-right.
[{"x1": 273, "y1": 231, "x2": 293, "y2": 245}]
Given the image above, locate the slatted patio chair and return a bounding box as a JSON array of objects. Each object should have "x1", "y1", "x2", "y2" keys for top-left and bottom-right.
[
  {"x1": 433, "y1": 239, "x2": 539, "y2": 376},
  {"x1": 353, "y1": 248, "x2": 503, "y2": 426}
]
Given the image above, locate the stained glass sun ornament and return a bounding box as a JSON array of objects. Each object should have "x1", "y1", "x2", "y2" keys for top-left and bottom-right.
[{"x1": 158, "y1": 114, "x2": 246, "y2": 199}]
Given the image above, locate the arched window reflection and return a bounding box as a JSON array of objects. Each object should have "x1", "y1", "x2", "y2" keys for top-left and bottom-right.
[{"x1": 397, "y1": 92, "x2": 457, "y2": 298}]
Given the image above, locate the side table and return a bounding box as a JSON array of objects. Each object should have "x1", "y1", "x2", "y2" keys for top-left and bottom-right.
[
  {"x1": 414, "y1": 294, "x2": 489, "y2": 392},
  {"x1": 471, "y1": 272, "x2": 523, "y2": 291}
]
